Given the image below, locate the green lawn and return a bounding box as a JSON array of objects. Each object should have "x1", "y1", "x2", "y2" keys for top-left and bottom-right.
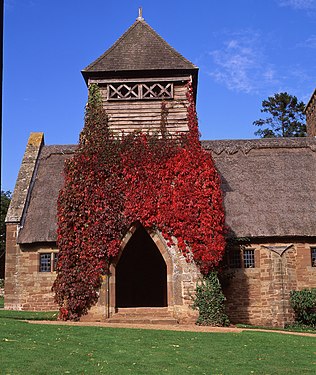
[
  {"x1": 236, "y1": 323, "x2": 316, "y2": 334},
  {"x1": 0, "y1": 311, "x2": 315, "y2": 375}
]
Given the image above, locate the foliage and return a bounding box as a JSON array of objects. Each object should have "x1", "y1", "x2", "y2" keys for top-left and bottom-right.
[
  {"x1": 0, "y1": 191, "x2": 11, "y2": 278},
  {"x1": 53, "y1": 83, "x2": 226, "y2": 320},
  {"x1": 284, "y1": 323, "x2": 316, "y2": 333},
  {"x1": 253, "y1": 92, "x2": 306, "y2": 138},
  {"x1": 0, "y1": 191, "x2": 11, "y2": 251},
  {"x1": 290, "y1": 288, "x2": 316, "y2": 327},
  {"x1": 192, "y1": 271, "x2": 229, "y2": 326},
  {"x1": 1, "y1": 316, "x2": 316, "y2": 375}
]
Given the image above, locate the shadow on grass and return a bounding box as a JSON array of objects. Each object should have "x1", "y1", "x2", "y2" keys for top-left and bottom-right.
[{"x1": 0, "y1": 309, "x2": 58, "y2": 321}]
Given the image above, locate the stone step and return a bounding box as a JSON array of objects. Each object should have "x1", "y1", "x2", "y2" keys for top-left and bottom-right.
[
  {"x1": 107, "y1": 307, "x2": 178, "y2": 325},
  {"x1": 108, "y1": 317, "x2": 178, "y2": 325},
  {"x1": 116, "y1": 307, "x2": 170, "y2": 314},
  {"x1": 115, "y1": 307, "x2": 171, "y2": 317}
]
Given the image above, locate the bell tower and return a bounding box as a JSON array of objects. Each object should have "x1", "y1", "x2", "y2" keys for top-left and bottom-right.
[{"x1": 81, "y1": 12, "x2": 198, "y2": 135}]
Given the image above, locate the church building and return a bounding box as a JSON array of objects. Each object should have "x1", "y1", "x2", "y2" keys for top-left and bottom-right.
[{"x1": 5, "y1": 14, "x2": 316, "y2": 326}]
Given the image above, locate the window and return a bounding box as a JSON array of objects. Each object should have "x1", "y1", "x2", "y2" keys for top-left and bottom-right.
[
  {"x1": 39, "y1": 253, "x2": 58, "y2": 272},
  {"x1": 228, "y1": 247, "x2": 255, "y2": 268},
  {"x1": 311, "y1": 248, "x2": 316, "y2": 267},
  {"x1": 229, "y1": 249, "x2": 242, "y2": 268},
  {"x1": 243, "y1": 249, "x2": 255, "y2": 268}
]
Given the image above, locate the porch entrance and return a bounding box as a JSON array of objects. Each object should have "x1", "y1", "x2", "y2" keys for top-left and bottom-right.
[{"x1": 115, "y1": 225, "x2": 167, "y2": 308}]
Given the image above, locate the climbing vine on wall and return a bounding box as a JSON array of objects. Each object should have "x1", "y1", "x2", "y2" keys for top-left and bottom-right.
[{"x1": 52, "y1": 83, "x2": 226, "y2": 321}]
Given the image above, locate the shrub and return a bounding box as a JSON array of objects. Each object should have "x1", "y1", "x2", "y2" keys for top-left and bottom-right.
[
  {"x1": 290, "y1": 288, "x2": 316, "y2": 327},
  {"x1": 192, "y1": 271, "x2": 230, "y2": 326}
]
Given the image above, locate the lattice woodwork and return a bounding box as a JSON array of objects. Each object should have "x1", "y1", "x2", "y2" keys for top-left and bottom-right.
[{"x1": 108, "y1": 82, "x2": 173, "y2": 100}]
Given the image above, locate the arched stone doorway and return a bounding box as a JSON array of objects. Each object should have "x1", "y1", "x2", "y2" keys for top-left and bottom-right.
[{"x1": 115, "y1": 225, "x2": 167, "y2": 307}]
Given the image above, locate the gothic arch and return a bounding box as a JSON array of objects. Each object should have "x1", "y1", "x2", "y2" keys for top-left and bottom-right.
[{"x1": 109, "y1": 222, "x2": 174, "y2": 313}]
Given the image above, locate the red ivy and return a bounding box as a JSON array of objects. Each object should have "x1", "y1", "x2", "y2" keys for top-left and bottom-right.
[{"x1": 52, "y1": 83, "x2": 226, "y2": 320}]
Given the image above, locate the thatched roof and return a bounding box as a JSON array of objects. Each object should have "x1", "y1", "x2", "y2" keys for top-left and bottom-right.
[
  {"x1": 82, "y1": 18, "x2": 198, "y2": 84},
  {"x1": 202, "y1": 137, "x2": 316, "y2": 238},
  {"x1": 16, "y1": 145, "x2": 76, "y2": 244},
  {"x1": 14, "y1": 137, "x2": 316, "y2": 244}
]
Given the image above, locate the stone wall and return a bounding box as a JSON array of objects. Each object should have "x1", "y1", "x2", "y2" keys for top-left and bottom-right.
[
  {"x1": 84, "y1": 225, "x2": 200, "y2": 323},
  {"x1": 5, "y1": 224, "x2": 316, "y2": 326},
  {"x1": 4, "y1": 224, "x2": 58, "y2": 311},
  {"x1": 223, "y1": 241, "x2": 316, "y2": 327},
  {"x1": 5, "y1": 222, "x2": 200, "y2": 322}
]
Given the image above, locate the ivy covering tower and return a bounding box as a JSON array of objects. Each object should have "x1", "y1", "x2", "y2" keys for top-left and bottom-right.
[{"x1": 53, "y1": 83, "x2": 226, "y2": 320}]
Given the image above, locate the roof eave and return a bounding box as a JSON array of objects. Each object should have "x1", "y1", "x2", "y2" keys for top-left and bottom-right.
[{"x1": 82, "y1": 67, "x2": 198, "y2": 84}]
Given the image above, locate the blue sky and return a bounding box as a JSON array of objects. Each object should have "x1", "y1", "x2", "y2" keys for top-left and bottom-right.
[{"x1": 2, "y1": 0, "x2": 316, "y2": 191}]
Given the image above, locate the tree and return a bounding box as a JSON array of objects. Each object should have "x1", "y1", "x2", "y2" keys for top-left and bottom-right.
[
  {"x1": 0, "y1": 191, "x2": 11, "y2": 279},
  {"x1": 253, "y1": 92, "x2": 306, "y2": 138}
]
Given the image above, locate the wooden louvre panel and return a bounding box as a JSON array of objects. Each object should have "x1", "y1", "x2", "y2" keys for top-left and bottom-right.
[{"x1": 107, "y1": 82, "x2": 173, "y2": 100}]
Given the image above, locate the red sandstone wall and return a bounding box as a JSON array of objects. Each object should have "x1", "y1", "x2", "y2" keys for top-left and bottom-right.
[
  {"x1": 4, "y1": 224, "x2": 58, "y2": 311},
  {"x1": 223, "y1": 241, "x2": 316, "y2": 327},
  {"x1": 5, "y1": 224, "x2": 316, "y2": 327},
  {"x1": 296, "y1": 242, "x2": 316, "y2": 288}
]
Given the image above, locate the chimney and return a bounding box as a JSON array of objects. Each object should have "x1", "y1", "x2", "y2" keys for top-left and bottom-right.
[{"x1": 305, "y1": 89, "x2": 316, "y2": 137}]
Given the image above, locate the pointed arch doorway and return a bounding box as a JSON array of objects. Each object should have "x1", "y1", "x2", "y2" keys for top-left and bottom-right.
[{"x1": 115, "y1": 224, "x2": 167, "y2": 308}]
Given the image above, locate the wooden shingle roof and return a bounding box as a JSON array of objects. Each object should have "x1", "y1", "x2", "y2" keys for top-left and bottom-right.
[{"x1": 82, "y1": 18, "x2": 198, "y2": 82}]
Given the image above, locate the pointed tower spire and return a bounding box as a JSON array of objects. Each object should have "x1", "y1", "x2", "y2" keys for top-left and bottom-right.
[{"x1": 137, "y1": 7, "x2": 144, "y2": 21}]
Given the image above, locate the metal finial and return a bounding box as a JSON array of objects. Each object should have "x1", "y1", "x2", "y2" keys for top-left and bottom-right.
[{"x1": 137, "y1": 7, "x2": 144, "y2": 21}]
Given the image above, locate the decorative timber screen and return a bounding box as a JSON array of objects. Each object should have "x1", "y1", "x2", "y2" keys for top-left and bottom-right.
[{"x1": 107, "y1": 82, "x2": 174, "y2": 100}]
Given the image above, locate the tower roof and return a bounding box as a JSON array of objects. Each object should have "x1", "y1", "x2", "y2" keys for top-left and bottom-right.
[
  {"x1": 82, "y1": 18, "x2": 198, "y2": 83},
  {"x1": 304, "y1": 88, "x2": 316, "y2": 112}
]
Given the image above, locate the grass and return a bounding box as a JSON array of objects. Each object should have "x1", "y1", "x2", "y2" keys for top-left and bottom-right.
[
  {"x1": 0, "y1": 308, "x2": 57, "y2": 320},
  {"x1": 0, "y1": 310, "x2": 316, "y2": 374},
  {"x1": 236, "y1": 323, "x2": 316, "y2": 334}
]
